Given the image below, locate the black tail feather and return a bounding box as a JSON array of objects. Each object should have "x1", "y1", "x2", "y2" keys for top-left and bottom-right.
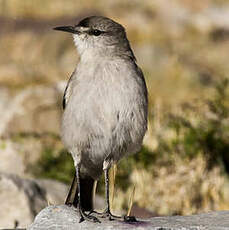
[
  {"x1": 65, "y1": 174, "x2": 95, "y2": 212},
  {"x1": 65, "y1": 174, "x2": 77, "y2": 205}
]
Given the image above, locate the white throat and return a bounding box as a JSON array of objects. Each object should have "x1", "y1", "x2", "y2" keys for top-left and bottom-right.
[{"x1": 73, "y1": 34, "x2": 89, "y2": 56}]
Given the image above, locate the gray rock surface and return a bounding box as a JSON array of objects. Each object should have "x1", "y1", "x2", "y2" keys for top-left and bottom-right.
[
  {"x1": 36, "y1": 179, "x2": 105, "y2": 212},
  {"x1": 0, "y1": 173, "x2": 106, "y2": 229},
  {"x1": 29, "y1": 205, "x2": 229, "y2": 230},
  {"x1": 0, "y1": 84, "x2": 64, "y2": 137},
  {"x1": 35, "y1": 179, "x2": 68, "y2": 206},
  {"x1": 0, "y1": 139, "x2": 26, "y2": 176},
  {"x1": 0, "y1": 173, "x2": 47, "y2": 229},
  {"x1": 0, "y1": 174, "x2": 70, "y2": 229}
]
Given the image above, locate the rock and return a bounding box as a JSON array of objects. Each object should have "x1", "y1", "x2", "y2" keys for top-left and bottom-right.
[
  {"x1": 36, "y1": 179, "x2": 68, "y2": 206},
  {"x1": 0, "y1": 172, "x2": 105, "y2": 228},
  {"x1": 36, "y1": 178, "x2": 105, "y2": 210},
  {"x1": 28, "y1": 205, "x2": 229, "y2": 230},
  {"x1": 0, "y1": 173, "x2": 47, "y2": 229},
  {"x1": 0, "y1": 87, "x2": 13, "y2": 137},
  {"x1": 0, "y1": 173, "x2": 73, "y2": 229},
  {"x1": 0, "y1": 84, "x2": 65, "y2": 137},
  {"x1": 0, "y1": 137, "x2": 45, "y2": 176},
  {"x1": 0, "y1": 139, "x2": 26, "y2": 176},
  {"x1": 152, "y1": 0, "x2": 229, "y2": 34}
]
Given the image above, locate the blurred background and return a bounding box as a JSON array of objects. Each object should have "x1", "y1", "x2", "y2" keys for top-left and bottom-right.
[{"x1": 1, "y1": 0, "x2": 229, "y2": 228}]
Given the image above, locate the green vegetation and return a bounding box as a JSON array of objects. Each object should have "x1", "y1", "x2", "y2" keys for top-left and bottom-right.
[
  {"x1": 32, "y1": 147, "x2": 74, "y2": 184},
  {"x1": 156, "y1": 78, "x2": 229, "y2": 171}
]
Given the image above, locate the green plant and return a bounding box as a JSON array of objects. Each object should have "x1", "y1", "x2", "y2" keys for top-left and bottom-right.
[
  {"x1": 157, "y1": 78, "x2": 229, "y2": 172},
  {"x1": 32, "y1": 147, "x2": 74, "y2": 184}
]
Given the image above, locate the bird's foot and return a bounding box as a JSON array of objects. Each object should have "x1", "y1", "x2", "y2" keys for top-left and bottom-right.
[
  {"x1": 65, "y1": 203, "x2": 100, "y2": 223},
  {"x1": 89, "y1": 210, "x2": 137, "y2": 222},
  {"x1": 89, "y1": 209, "x2": 122, "y2": 221},
  {"x1": 79, "y1": 208, "x2": 101, "y2": 223},
  {"x1": 65, "y1": 201, "x2": 73, "y2": 207},
  {"x1": 124, "y1": 215, "x2": 138, "y2": 223}
]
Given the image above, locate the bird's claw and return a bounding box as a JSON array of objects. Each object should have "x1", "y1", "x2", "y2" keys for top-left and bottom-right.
[
  {"x1": 124, "y1": 215, "x2": 137, "y2": 222},
  {"x1": 79, "y1": 208, "x2": 101, "y2": 223},
  {"x1": 89, "y1": 209, "x2": 122, "y2": 221}
]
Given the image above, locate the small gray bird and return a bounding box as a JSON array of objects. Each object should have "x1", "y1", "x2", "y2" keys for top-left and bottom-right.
[{"x1": 54, "y1": 16, "x2": 148, "y2": 223}]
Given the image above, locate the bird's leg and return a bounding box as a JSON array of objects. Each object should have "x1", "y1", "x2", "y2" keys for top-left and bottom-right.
[
  {"x1": 90, "y1": 160, "x2": 122, "y2": 220},
  {"x1": 75, "y1": 164, "x2": 100, "y2": 223},
  {"x1": 89, "y1": 160, "x2": 137, "y2": 222},
  {"x1": 65, "y1": 173, "x2": 77, "y2": 206},
  {"x1": 102, "y1": 167, "x2": 122, "y2": 220},
  {"x1": 101, "y1": 167, "x2": 137, "y2": 222}
]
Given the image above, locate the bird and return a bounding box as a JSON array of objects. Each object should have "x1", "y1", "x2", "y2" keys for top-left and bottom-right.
[{"x1": 54, "y1": 16, "x2": 148, "y2": 223}]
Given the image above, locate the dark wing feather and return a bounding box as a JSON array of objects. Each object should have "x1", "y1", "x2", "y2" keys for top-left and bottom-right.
[
  {"x1": 63, "y1": 86, "x2": 67, "y2": 109},
  {"x1": 63, "y1": 70, "x2": 75, "y2": 110}
]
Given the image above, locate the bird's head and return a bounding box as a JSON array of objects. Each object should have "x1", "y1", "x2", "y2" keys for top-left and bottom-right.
[{"x1": 54, "y1": 16, "x2": 135, "y2": 59}]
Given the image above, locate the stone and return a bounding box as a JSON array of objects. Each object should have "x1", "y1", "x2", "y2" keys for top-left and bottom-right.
[
  {"x1": 0, "y1": 84, "x2": 65, "y2": 138},
  {"x1": 36, "y1": 178, "x2": 105, "y2": 210},
  {"x1": 35, "y1": 179, "x2": 68, "y2": 206},
  {"x1": 0, "y1": 173, "x2": 47, "y2": 229},
  {"x1": 28, "y1": 205, "x2": 229, "y2": 230},
  {"x1": 0, "y1": 137, "x2": 44, "y2": 177},
  {"x1": 0, "y1": 139, "x2": 26, "y2": 176},
  {"x1": 0, "y1": 172, "x2": 105, "y2": 228},
  {"x1": 0, "y1": 87, "x2": 13, "y2": 137}
]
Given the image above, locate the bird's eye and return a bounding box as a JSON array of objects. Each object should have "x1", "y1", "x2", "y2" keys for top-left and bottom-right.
[{"x1": 91, "y1": 29, "x2": 102, "y2": 36}]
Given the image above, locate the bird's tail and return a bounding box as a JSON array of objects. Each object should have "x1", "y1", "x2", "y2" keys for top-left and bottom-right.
[{"x1": 65, "y1": 174, "x2": 95, "y2": 211}]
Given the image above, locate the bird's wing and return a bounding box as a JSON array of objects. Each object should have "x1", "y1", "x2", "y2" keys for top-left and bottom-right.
[
  {"x1": 63, "y1": 70, "x2": 75, "y2": 110},
  {"x1": 136, "y1": 65, "x2": 148, "y2": 105}
]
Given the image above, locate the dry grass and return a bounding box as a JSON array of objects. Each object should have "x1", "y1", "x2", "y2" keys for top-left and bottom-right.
[{"x1": 113, "y1": 154, "x2": 229, "y2": 215}]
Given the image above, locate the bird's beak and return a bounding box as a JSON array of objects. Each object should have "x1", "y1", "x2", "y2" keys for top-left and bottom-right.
[{"x1": 53, "y1": 26, "x2": 80, "y2": 34}]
